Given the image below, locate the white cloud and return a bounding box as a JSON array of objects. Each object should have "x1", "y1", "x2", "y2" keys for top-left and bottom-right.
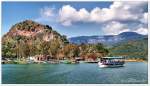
[
  {"x1": 78, "y1": 8, "x2": 90, "y2": 22},
  {"x1": 61, "y1": 20, "x2": 72, "y2": 26},
  {"x1": 110, "y1": 2, "x2": 147, "y2": 21},
  {"x1": 102, "y1": 21, "x2": 130, "y2": 35},
  {"x1": 40, "y1": 7, "x2": 55, "y2": 17},
  {"x1": 34, "y1": 6, "x2": 57, "y2": 23},
  {"x1": 34, "y1": 2, "x2": 148, "y2": 36},
  {"x1": 58, "y1": 5, "x2": 90, "y2": 26},
  {"x1": 58, "y1": 1, "x2": 147, "y2": 35},
  {"x1": 134, "y1": 27, "x2": 148, "y2": 35},
  {"x1": 102, "y1": 21, "x2": 148, "y2": 35},
  {"x1": 59, "y1": 5, "x2": 77, "y2": 26},
  {"x1": 140, "y1": 12, "x2": 148, "y2": 24},
  {"x1": 90, "y1": 7, "x2": 115, "y2": 23},
  {"x1": 58, "y1": 2, "x2": 147, "y2": 26}
]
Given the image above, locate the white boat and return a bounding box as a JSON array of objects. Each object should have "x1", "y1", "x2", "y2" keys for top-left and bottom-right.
[{"x1": 98, "y1": 56, "x2": 125, "y2": 68}]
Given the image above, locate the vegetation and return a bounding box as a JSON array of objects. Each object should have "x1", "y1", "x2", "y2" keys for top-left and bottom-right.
[
  {"x1": 2, "y1": 20, "x2": 147, "y2": 62},
  {"x1": 109, "y1": 37, "x2": 148, "y2": 60},
  {"x1": 2, "y1": 20, "x2": 109, "y2": 62}
]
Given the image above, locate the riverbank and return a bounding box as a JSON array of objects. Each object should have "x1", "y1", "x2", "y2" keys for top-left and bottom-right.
[
  {"x1": 2, "y1": 59, "x2": 79, "y2": 64},
  {"x1": 125, "y1": 59, "x2": 147, "y2": 62},
  {"x1": 2, "y1": 59, "x2": 147, "y2": 64}
]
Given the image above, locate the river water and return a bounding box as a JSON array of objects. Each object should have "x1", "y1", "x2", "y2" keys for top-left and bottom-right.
[{"x1": 2, "y1": 62, "x2": 148, "y2": 84}]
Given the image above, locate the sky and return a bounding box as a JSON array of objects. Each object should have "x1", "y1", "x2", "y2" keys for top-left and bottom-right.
[{"x1": 2, "y1": 1, "x2": 148, "y2": 38}]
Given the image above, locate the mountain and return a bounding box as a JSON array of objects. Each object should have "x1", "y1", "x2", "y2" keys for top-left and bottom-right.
[
  {"x1": 2, "y1": 20, "x2": 69, "y2": 58},
  {"x1": 3, "y1": 20, "x2": 68, "y2": 43},
  {"x1": 110, "y1": 37, "x2": 148, "y2": 60},
  {"x1": 69, "y1": 32, "x2": 147, "y2": 46},
  {"x1": 118, "y1": 32, "x2": 144, "y2": 40},
  {"x1": 2, "y1": 20, "x2": 148, "y2": 61},
  {"x1": 68, "y1": 32, "x2": 148, "y2": 60},
  {"x1": 118, "y1": 32, "x2": 142, "y2": 37}
]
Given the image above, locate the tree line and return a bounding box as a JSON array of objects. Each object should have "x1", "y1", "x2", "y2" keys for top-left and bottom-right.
[{"x1": 2, "y1": 35, "x2": 109, "y2": 61}]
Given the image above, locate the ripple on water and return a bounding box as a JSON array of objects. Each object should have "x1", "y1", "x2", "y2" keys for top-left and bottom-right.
[{"x1": 2, "y1": 62, "x2": 148, "y2": 84}]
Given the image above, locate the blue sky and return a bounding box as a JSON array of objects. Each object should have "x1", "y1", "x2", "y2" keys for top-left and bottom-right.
[{"x1": 2, "y1": 1, "x2": 148, "y2": 38}]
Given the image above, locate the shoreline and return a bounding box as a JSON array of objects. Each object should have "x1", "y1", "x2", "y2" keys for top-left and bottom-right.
[
  {"x1": 125, "y1": 59, "x2": 147, "y2": 62},
  {"x1": 2, "y1": 59, "x2": 147, "y2": 64}
]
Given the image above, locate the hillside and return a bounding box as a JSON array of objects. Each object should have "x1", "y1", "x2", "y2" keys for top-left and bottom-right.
[
  {"x1": 3, "y1": 20, "x2": 68, "y2": 42},
  {"x1": 2, "y1": 20, "x2": 69, "y2": 59},
  {"x1": 69, "y1": 32, "x2": 147, "y2": 46},
  {"x1": 2, "y1": 20, "x2": 109, "y2": 61},
  {"x1": 109, "y1": 37, "x2": 148, "y2": 60},
  {"x1": 69, "y1": 32, "x2": 148, "y2": 60},
  {"x1": 2, "y1": 20, "x2": 147, "y2": 61}
]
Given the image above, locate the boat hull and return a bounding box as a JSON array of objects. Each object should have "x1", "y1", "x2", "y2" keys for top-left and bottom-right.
[{"x1": 98, "y1": 62, "x2": 124, "y2": 68}]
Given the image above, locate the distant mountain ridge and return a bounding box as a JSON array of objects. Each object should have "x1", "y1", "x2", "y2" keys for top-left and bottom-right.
[
  {"x1": 69, "y1": 32, "x2": 147, "y2": 46},
  {"x1": 69, "y1": 32, "x2": 148, "y2": 60}
]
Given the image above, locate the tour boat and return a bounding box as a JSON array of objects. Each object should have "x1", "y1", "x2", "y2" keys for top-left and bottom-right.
[{"x1": 98, "y1": 56, "x2": 125, "y2": 68}]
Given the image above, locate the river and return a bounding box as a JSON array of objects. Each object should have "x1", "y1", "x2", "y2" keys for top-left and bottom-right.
[{"x1": 2, "y1": 62, "x2": 148, "y2": 84}]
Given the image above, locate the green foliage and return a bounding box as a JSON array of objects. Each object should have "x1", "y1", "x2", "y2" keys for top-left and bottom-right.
[
  {"x1": 63, "y1": 44, "x2": 80, "y2": 59},
  {"x1": 2, "y1": 20, "x2": 109, "y2": 61},
  {"x1": 77, "y1": 43, "x2": 109, "y2": 60},
  {"x1": 5, "y1": 20, "x2": 147, "y2": 62},
  {"x1": 95, "y1": 43, "x2": 109, "y2": 54},
  {"x1": 110, "y1": 38, "x2": 148, "y2": 60}
]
